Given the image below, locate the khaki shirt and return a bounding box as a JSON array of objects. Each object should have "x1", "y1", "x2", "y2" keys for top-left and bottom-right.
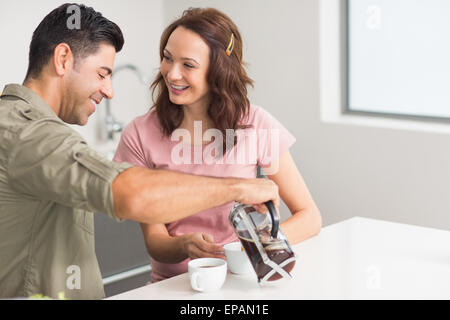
[{"x1": 0, "y1": 84, "x2": 133, "y2": 299}]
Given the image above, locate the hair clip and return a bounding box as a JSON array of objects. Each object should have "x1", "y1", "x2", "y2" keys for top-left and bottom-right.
[{"x1": 226, "y1": 33, "x2": 235, "y2": 56}]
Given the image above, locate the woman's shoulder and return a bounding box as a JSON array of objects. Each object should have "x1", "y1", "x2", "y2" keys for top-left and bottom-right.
[
  {"x1": 130, "y1": 109, "x2": 159, "y2": 127},
  {"x1": 123, "y1": 109, "x2": 160, "y2": 133},
  {"x1": 244, "y1": 104, "x2": 274, "y2": 126},
  {"x1": 121, "y1": 109, "x2": 164, "y2": 143}
]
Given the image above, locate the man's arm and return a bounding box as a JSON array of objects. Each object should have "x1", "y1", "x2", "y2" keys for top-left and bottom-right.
[{"x1": 112, "y1": 166, "x2": 279, "y2": 224}]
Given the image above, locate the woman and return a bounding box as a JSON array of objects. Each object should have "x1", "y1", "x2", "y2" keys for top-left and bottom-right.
[{"x1": 113, "y1": 8, "x2": 322, "y2": 283}]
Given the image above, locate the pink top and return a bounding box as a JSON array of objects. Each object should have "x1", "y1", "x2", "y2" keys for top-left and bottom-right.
[{"x1": 113, "y1": 104, "x2": 295, "y2": 282}]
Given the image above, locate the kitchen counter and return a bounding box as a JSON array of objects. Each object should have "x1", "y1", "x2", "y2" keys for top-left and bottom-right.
[{"x1": 107, "y1": 217, "x2": 450, "y2": 300}]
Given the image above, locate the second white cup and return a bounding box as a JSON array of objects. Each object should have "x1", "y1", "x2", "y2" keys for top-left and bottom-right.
[{"x1": 224, "y1": 242, "x2": 254, "y2": 275}]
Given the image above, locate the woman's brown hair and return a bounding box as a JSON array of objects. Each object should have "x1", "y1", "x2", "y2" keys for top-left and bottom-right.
[{"x1": 150, "y1": 7, "x2": 254, "y2": 154}]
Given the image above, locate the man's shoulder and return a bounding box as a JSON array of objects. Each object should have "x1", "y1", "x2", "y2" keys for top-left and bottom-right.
[
  {"x1": 0, "y1": 96, "x2": 30, "y2": 126},
  {"x1": 0, "y1": 97, "x2": 84, "y2": 148}
]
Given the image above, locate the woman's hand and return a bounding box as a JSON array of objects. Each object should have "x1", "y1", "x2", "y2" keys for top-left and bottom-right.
[{"x1": 180, "y1": 232, "x2": 225, "y2": 260}]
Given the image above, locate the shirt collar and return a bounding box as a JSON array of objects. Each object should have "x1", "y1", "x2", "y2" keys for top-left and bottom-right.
[{"x1": 0, "y1": 83, "x2": 60, "y2": 120}]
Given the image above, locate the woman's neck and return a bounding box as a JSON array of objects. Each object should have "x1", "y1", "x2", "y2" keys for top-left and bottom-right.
[
  {"x1": 180, "y1": 103, "x2": 214, "y2": 145},
  {"x1": 181, "y1": 101, "x2": 213, "y2": 125}
]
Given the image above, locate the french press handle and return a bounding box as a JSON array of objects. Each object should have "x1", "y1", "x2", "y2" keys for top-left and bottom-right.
[{"x1": 264, "y1": 200, "x2": 279, "y2": 238}]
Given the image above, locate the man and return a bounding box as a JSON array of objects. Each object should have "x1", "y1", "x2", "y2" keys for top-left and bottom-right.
[{"x1": 0, "y1": 3, "x2": 279, "y2": 299}]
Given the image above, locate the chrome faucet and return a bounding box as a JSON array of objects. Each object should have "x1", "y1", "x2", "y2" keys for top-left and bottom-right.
[{"x1": 105, "y1": 64, "x2": 149, "y2": 141}]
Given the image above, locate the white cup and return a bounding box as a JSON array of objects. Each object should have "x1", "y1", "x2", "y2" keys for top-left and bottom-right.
[
  {"x1": 224, "y1": 242, "x2": 254, "y2": 275},
  {"x1": 188, "y1": 258, "x2": 227, "y2": 292}
]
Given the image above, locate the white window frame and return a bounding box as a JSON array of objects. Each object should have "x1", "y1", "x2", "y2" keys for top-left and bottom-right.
[{"x1": 319, "y1": 0, "x2": 450, "y2": 134}]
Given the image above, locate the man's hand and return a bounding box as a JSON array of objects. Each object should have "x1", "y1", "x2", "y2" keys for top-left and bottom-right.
[{"x1": 233, "y1": 178, "x2": 280, "y2": 213}]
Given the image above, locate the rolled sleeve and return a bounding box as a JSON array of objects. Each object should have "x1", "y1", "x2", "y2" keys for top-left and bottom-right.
[{"x1": 7, "y1": 119, "x2": 133, "y2": 221}]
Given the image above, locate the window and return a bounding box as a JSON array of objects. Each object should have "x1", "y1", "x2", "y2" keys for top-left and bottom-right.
[{"x1": 347, "y1": 0, "x2": 450, "y2": 120}]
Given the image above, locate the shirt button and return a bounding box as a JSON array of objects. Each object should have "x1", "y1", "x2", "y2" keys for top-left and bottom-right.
[
  {"x1": 24, "y1": 109, "x2": 31, "y2": 113},
  {"x1": 75, "y1": 152, "x2": 82, "y2": 158}
]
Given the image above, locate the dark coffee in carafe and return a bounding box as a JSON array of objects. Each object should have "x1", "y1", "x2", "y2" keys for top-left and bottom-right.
[
  {"x1": 229, "y1": 202, "x2": 296, "y2": 283},
  {"x1": 238, "y1": 230, "x2": 296, "y2": 281}
]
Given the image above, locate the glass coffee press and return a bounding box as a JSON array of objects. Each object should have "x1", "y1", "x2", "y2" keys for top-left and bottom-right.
[{"x1": 229, "y1": 200, "x2": 296, "y2": 284}]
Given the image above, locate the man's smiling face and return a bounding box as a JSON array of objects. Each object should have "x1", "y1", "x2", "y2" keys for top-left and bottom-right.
[{"x1": 60, "y1": 43, "x2": 116, "y2": 125}]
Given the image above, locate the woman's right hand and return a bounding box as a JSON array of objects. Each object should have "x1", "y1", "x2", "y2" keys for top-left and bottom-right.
[{"x1": 180, "y1": 232, "x2": 225, "y2": 260}]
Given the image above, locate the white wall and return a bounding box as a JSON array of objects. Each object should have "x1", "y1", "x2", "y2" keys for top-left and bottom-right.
[
  {"x1": 0, "y1": 0, "x2": 164, "y2": 146},
  {"x1": 164, "y1": 0, "x2": 450, "y2": 230}
]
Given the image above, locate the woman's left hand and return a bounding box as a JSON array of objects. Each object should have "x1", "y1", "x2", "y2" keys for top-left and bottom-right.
[{"x1": 180, "y1": 232, "x2": 225, "y2": 260}]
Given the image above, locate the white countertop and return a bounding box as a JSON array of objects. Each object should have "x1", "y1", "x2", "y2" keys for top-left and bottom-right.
[{"x1": 107, "y1": 217, "x2": 450, "y2": 300}]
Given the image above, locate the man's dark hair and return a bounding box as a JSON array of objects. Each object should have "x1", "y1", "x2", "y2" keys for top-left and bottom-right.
[{"x1": 25, "y1": 3, "x2": 124, "y2": 80}]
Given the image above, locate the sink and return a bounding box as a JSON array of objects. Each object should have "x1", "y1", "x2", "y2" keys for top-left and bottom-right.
[{"x1": 92, "y1": 140, "x2": 119, "y2": 161}]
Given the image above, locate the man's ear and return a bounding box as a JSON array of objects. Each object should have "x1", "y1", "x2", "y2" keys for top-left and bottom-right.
[{"x1": 53, "y1": 43, "x2": 74, "y2": 76}]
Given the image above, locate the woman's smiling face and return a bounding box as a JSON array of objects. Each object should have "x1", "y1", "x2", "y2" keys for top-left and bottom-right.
[{"x1": 160, "y1": 26, "x2": 211, "y2": 109}]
